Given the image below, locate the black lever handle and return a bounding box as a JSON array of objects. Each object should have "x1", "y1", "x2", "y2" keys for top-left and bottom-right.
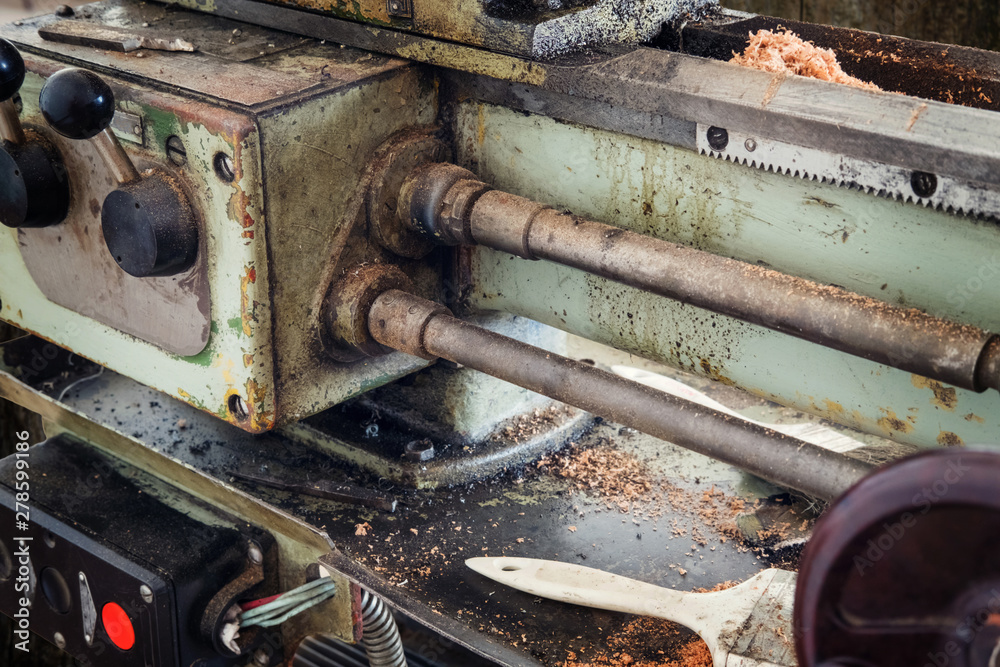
[
  {"x1": 39, "y1": 67, "x2": 197, "y2": 277},
  {"x1": 0, "y1": 39, "x2": 69, "y2": 228},
  {"x1": 39, "y1": 67, "x2": 116, "y2": 141}
]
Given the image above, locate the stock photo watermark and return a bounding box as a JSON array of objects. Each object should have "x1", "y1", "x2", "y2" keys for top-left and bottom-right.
[{"x1": 10, "y1": 429, "x2": 32, "y2": 652}]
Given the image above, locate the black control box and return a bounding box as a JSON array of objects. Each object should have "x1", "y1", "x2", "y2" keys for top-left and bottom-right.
[{"x1": 0, "y1": 434, "x2": 278, "y2": 666}]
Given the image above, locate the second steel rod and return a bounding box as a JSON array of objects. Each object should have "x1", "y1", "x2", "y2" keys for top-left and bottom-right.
[{"x1": 369, "y1": 290, "x2": 873, "y2": 501}]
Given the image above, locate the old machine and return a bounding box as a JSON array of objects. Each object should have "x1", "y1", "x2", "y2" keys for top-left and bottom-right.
[{"x1": 2, "y1": 0, "x2": 1000, "y2": 663}]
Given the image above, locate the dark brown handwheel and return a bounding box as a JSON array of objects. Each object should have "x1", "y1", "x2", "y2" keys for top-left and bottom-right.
[{"x1": 795, "y1": 448, "x2": 1000, "y2": 667}]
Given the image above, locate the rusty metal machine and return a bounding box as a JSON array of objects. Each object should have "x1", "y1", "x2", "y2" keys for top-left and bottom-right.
[{"x1": 2, "y1": 0, "x2": 1000, "y2": 663}]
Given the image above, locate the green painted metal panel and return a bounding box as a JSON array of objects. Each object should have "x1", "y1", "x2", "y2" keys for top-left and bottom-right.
[{"x1": 457, "y1": 102, "x2": 1000, "y2": 448}]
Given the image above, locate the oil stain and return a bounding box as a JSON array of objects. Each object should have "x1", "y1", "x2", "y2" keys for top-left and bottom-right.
[
  {"x1": 911, "y1": 375, "x2": 957, "y2": 411},
  {"x1": 876, "y1": 409, "x2": 914, "y2": 435},
  {"x1": 936, "y1": 431, "x2": 965, "y2": 447}
]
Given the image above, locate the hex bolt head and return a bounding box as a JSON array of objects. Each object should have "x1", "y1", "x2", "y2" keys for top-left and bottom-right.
[
  {"x1": 707, "y1": 126, "x2": 729, "y2": 152},
  {"x1": 54, "y1": 632, "x2": 66, "y2": 649},
  {"x1": 404, "y1": 439, "x2": 435, "y2": 462},
  {"x1": 140, "y1": 584, "x2": 153, "y2": 603},
  {"x1": 248, "y1": 543, "x2": 263, "y2": 564}
]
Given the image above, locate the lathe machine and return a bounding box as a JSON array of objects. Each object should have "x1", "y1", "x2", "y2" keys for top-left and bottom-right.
[{"x1": 2, "y1": 0, "x2": 1000, "y2": 664}]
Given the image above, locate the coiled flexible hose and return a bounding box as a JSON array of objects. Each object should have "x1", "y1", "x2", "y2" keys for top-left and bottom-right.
[
  {"x1": 290, "y1": 589, "x2": 407, "y2": 667},
  {"x1": 359, "y1": 589, "x2": 407, "y2": 667}
]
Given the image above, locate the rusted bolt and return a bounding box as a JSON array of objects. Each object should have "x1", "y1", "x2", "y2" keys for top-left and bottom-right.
[
  {"x1": 744, "y1": 138, "x2": 757, "y2": 152},
  {"x1": 404, "y1": 439, "x2": 435, "y2": 462},
  {"x1": 54, "y1": 4, "x2": 74, "y2": 16},
  {"x1": 707, "y1": 126, "x2": 729, "y2": 151},
  {"x1": 911, "y1": 171, "x2": 937, "y2": 198}
]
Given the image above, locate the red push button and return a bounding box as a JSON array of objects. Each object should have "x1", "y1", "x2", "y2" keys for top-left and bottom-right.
[{"x1": 101, "y1": 602, "x2": 135, "y2": 650}]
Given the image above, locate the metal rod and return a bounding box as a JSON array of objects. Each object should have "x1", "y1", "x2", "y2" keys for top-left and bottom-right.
[
  {"x1": 0, "y1": 98, "x2": 25, "y2": 145},
  {"x1": 368, "y1": 290, "x2": 873, "y2": 501},
  {"x1": 399, "y1": 163, "x2": 1000, "y2": 393},
  {"x1": 93, "y1": 127, "x2": 140, "y2": 184}
]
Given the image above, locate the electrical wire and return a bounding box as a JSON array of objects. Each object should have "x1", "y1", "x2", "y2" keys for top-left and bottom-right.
[{"x1": 239, "y1": 577, "x2": 338, "y2": 629}]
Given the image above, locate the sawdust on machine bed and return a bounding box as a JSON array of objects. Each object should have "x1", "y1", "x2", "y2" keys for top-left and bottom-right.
[{"x1": 732, "y1": 28, "x2": 881, "y2": 91}]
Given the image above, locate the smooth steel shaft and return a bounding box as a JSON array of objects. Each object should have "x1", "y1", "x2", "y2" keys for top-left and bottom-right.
[
  {"x1": 93, "y1": 127, "x2": 140, "y2": 184},
  {"x1": 369, "y1": 290, "x2": 873, "y2": 501},
  {"x1": 0, "y1": 98, "x2": 25, "y2": 145},
  {"x1": 399, "y1": 163, "x2": 1000, "y2": 394}
]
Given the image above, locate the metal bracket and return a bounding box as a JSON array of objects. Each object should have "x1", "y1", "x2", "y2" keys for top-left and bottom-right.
[{"x1": 110, "y1": 109, "x2": 144, "y2": 145}]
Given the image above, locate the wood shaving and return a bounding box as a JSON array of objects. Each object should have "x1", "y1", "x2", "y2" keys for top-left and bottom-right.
[
  {"x1": 561, "y1": 617, "x2": 712, "y2": 666},
  {"x1": 732, "y1": 29, "x2": 880, "y2": 91},
  {"x1": 539, "y1": 444, "x2": 653, "y2": 505},
  {"x1": 354, "y1": 522, "x2": 371, "y2": 536}
]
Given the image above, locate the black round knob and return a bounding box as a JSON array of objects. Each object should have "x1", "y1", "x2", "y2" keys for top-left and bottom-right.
[
  {"x1": 0, "y1": 139, "x2": 70, "y2": 228},
  {"x1": 0, "y1": 39, "x2": 25, "y2": 102},
  {"x1": 102, "y1": 176, "x2": 198, "y2": 277},
  {"x1": 39, "y1": 68, "x2": 115, "y2": 140},
  {"x1": 0, "y1": 147, "x2": 28, "y2": 227}
]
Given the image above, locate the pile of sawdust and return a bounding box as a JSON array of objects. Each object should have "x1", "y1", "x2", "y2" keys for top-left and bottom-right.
[
  {"x1": 731, "y1": 29, "x2": 880, "y2": 91},
  {"x1": 561, "y1": 639, "x2": 711, "y2": 667},
  {"x1": 538, "y1": 444, "x2": 653, "y2": 505}
]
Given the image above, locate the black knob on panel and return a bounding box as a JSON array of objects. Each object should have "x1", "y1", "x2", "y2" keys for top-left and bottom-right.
[
  {"x1": 0, "y1": 39, "x2": 25, "y2": 102},
  {"x1": 102, "y1": 178, "x2": 198, "y2": 278},
  {"x1": 39, "y1": 68, "x2": 116, "y2": 141},
  {"x1": 0, "y1": 39, "x2": 69, "y2": 229}
]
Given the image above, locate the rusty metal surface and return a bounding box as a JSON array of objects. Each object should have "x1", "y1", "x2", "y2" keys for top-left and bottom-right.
[
  {"x1": 366, "y1": 130, "x2": 449, "y2": 259},
  {"x1": 0, "y1": 1, "x2": 459, "y2": 431},
  {"x1": 322, "y1": 264, "x2": 415, "y2": 361},
  {"x1": 1, "y1": 1, "x2": 403, "y2": 110},
  {"x1": 155, "y1": 0, "x2": 1000, "y2": 193},
  {"x1": 166, "y1": 0, "x2": 717, "y2": 58},
  {"x1": 369, "y1": 290, "x2": 874, "y2": 500}
]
